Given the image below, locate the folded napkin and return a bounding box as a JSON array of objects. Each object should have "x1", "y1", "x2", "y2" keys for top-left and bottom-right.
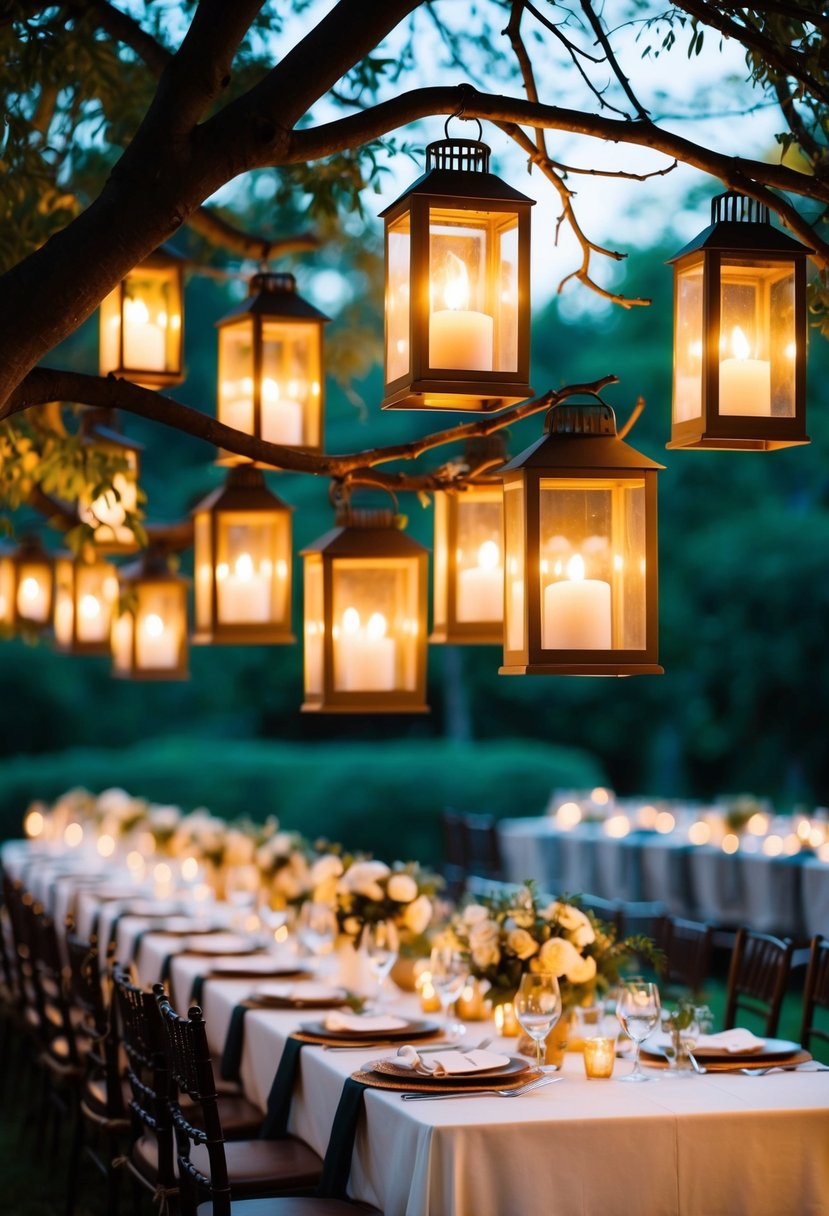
[
  {"x1": 211, "y1": 955, "x2": 298, "y2": 975},
  {"x1": 183, "y1": 932, "x2": 251, "y2": 952},
  {"x1": 694, "y1": 1029, "x2": 765, "y2": 1054},
  {"x1": 257, "y1": 982, "x2": 345, "y2": 1004},
  {"x1": 395, "y1": 1046, "x2": 511, "y2": 1075},
  {"x1": 323, "y1": 1012, "x2": 407, "y2": 1033}
]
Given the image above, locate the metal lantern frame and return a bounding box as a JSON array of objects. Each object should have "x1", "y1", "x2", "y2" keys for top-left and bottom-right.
[
  {"x1": 192, "y1": 466, "x2": 295, "y2": 645},
  {"x1": 53, "y1": 552, "x2": 119, "y2": 655},
  {"x1": 78, "y1": 410, "x2": 144, "y2": 553},
  {"x1": 499, "y1": 402, "x2": 664, "y2": 677},
  {"x1": 215, "y1": 271, "x2": 330, "y2": 466},
  {"x1": 111, "y1": 550, "x2": 190, "y2": 681},
  {"x1": 668, "y1": 192, "x2": 812, "y2": 451},
  {"x1": 2, "y1": 535, "x2": 54, "y2": 632},
  {"x1": 98, "y1": 246, "x2": 185, "y2": 387},
  {"x1": 380, "y1": 134, "x2": 535, "y2": 413},
  {"x1": 301, "y1": 507, "x2": 429, "y2": 713}
]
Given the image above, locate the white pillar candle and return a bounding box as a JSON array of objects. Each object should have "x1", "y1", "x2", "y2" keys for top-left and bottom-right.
[
  {"x1": 457, "y1": 540, "x2": 503, "y2": 622},
  {"x1": 543, "y1": 555, "x2": 611, "y2": 650},
  {"x1": 17, "y1": 574, "x2": 49, "y2": 622},
  {"x1": 77, "y1": 593, "x2": 108, "y2": 642},
  {"x1": 221, "y1": 394, "x2": 254, "y2": 436},
  {"x1": 261, "y1": 379, "x2": 304, "y2": 445},
  {"x1": 719, "y1": 327, "x2": 771, "y2": 416},
  {"x1": 430, "y1": 309, "x2": 494, "y2": 371},
  {"x1": 123, "y1": 300, "x2": 166, "y2": 371},
  {"x1": 217, "y1": 553, "x2": 271, "y2": 623},
  {"x1": 336, "y1": 608, "x2": 396, "y2": 691},
  {"x1": 137, "y1": 612, "x2": 178, "y2": 668},
  {"x1": 54, "y1": 595, "x2": 73, "y2": 644}
]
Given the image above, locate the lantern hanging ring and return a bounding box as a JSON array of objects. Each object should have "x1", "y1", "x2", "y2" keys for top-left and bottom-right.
[
  {"x1": 444, "y1": 113, "x2": 483, "y2": 143},
  {"x1": 338, "y1": 473, "x2": 401, "y2": 515}
]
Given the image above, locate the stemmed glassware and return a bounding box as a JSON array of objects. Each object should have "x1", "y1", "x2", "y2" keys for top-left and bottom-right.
[
  {"x1": 360, "y1": 920, "x2": 399, "y2": 1008},
  {"x1": 429, "y1": 944, "x2": 468, "y2": 1039},
  {"x1": 258, "y1": 891, "x2": 292, "y2": 953},
  {"x1": 514, "y1": 972, "x2": 562, "y2": 1069},
  {"x1": 297, "y1": 901, "x2": 337, "y2": 971},
  {"x1": 224, "y1": 863, "x2": 260, "y2": 932},
  {"x1": 617, "y1": 979, "x2": 661, "y2": 1082}
]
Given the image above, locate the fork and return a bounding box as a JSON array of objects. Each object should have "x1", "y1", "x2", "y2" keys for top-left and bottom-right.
[
  {"x1": 400, "y1": 1076, "x2": 563, "y2": 1101},
  {"x1": 739, "y1": 1064, "x2": 829, "y2": 1076}
]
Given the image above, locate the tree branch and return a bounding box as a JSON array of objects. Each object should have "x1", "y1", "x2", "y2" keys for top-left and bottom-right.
[
  {"x1": 579, "y1": 0, "x2": 651, "y2": 121},
  {"x1": 83, "y1": 0, "x2": 172, "y2": 76},
  {"x1": 185, "y1": 208, "x2": 319, "y2": 262}
]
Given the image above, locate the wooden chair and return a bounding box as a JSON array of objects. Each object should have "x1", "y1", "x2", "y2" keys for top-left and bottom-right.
[
  {"x1": 461, "y1": 813, "x2": 503, "y2": 881},
  {"x1": 661, "y1": 917, "x2": 714, "y2": 995},
  {"x1": 800, "y1": 935, "x2": 829, "y2": 1055},
  {"x1": 440, "y1": 809, "x2": 467, "y2": 897},
  {"x1": 154, "y1": 988, "x2": 325, "y2": 1216},
  {"x1": 724, "y1": 928, "x2": 793, "y2": 1036}
]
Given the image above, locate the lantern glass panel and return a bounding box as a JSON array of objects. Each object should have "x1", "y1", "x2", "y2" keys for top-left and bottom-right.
[
  {"x1": 432, "y1": 492, "x2": 449, "y2": 634},
  {"x1": 99, "y1": 288, "x2": 121, "y2": 375},
  {"x1": 718, "y1": 258, "x2": 795, "y2": 418},
  {"x1": 428, "y1": 208, "x2": 518, "y2": 373},
  {"x1": 76, "y1": 563, "x2": 118, "y2": 643},
  {"x1": 504, "y1": 481, "x2": 526, "y2": 653},
  {"x1": 674, "y1": 261, "x2": 704, "y2": 423},
  {"x1": 54, "y1": 558, "x2": 74, "y2": 646},
  {"x1": 218, "y1": 319, "x2": 255, "y2": 435},
  {"x1": 386, "y1": 213, "x2": 411, "y2": 383},
  {"x1": 304, "y1": 555, "x2": 324, "y2": 696},
  {"x1": 111, "y1": 611, "x2": 134, "y2": 674},
  {"x1": 0, "y1": 557, "x2": 13, "y2": 626},
  {"x1": 16, "y1": 560, "x2": 51, "y2": 623},
  {"x1": 260, "y1": 320, "x2": 321, "y2": 447},
  {"x1": 215, "y1": 511, "x2": 289, "y2": 625},
  {"x1": 100, "y1": 268, "x2": 181, "y2": 377},
  {"x1": 134, "y1": 584, "x2": 184, "y2": 670},
  {"x1": 331, "y1": 558, "x2": 418, "y2": 693},
  {"x1": 456, "y1": 491, "x2": 504, "y2": 623},
  {"x1": 538, "y1": 478, "x2": 647, "y2": 651},
  {"x1": 194, "y1": 513, "x2": 213, "y2": 633}
]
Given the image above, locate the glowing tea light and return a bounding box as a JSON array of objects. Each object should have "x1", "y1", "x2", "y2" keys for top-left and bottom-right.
[
  {"x1": 810, "y1": 827, "x2": 826, "y2": 850},
  {"x1": 261, "y1": 377, "x2": 304, "y2": 446},
  {"x1": 138, "y1": 612, "x2": 178, "y2": 669},
  {"x1": 429, "y1": 252, "x2": 493, "y2": 371},
  {"x1": 96, "y1": 833, "x2": 116, "y2": 858},
  {"x1": 457, "y1": 539, "x2": 503, "y2": 622},
  {"x1": 24, "y1": 809, "x2": 45, "y2": 838},
  {"x1": 591, "y1": 787, "x2": 611, "y2": 807},
  {"x1": 688, "y1": 821, "x2": 711, "y2": 846},
  {"x1": 126, "y1": 850, "x2": 145, "y2": 874},
  {"x1": 636, "y1": 804, "x2": 659, "y2": 830},
  {"x1": 123, "y1": 297, "x2": 166, "y2": 371},
  {"x1": 719, "y1": 326, "x2": 771, "y2": 416},
  {"x1": 761, "y1": 834, "x2": 783, "y2": 857},
  {"x1": 603, "y1": 813, "x2": 631, "y2": 839},
  {"x1": 721, "y1": 833, "x2": 740, "y2": 855},
  {"x1": 583, "y1": 1037, "x2": 615, "y2": 1079},
  {"x1": 337, "y1": 607, "x2": 396, "y2": 692},
  {"x1": 216, "y1": 552, "x2": 271, "y2": 623},
  {"x1": 556, "y1": 801, "x2": 582, "y2": 830},
  {"x1": 415, "y1": 967, "x2": 441, "y2": 1013},
  {"x1": 747, "y1": 812, "x2": 769, "y2": 836},
  {"x1": 782, "y1": 834, "x2": 801, "y2": 856},
  {"x1": 655, "y1": 811, "x2": 676, "y2": 835},
  {"x1": 493, "y1": 1001, "x2": 520, "y2": 1037},
  {"x1": 543, "y1": 554, "x2": 611, "y2": 650},
  {"x1": 17, "y1": 575, "x2": 49, "y2": 622},
  {"x1": 153, "y1": 861, "x2": 174, "y2": 899},
  {"x1": 181, "y1": 856, "x2": 200, "y2": 883},
  {"x1": 64, "y1": 822, "x2": 84, "y2": 848}
]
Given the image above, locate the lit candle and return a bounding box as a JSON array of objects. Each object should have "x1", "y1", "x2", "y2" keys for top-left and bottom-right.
[
  {"x1": 543, "y1": 554, "x2": 611, "y2": 650},
  {"x1": 17, "y1": 574, "x2": 49, "y2": 622},
  {"x1": 217, "y1": 553, "x2": 271, "y2": 623},
  {"x1": 493, "y1": 1001, "x2": 520, "y2": 1037},
  {"x1": 221, "y1": 390, "x2": 254, "y2": 436},
  {"x1": 78, "y1": 592, "x2": 109, "y2": 642},
  {"x1": 261, "y1": 378, "x2": 304, "y2": 446},
  {"x1": 457, "y1": 540, "x2": 503, "y2": 622},
  {"x1": 336, "y1": 607, "x2": 396, "y2": 692},
  {"x1": 583, "y1": 1037, "x2": 615, "y2": 1079},
  {"x1": 123, "y1": 298, "x2": 166, "y2": 371},
  {"x1": 429, "y1": 252, "x2": 493, "y2": 371},
  {"x1": 415, "y1": 969, "x2": 442, "y2": 1013},
  {"x1": 456, "y1": 979, "x2": 490, "y2": 1021},
  {"x1": 137, "y1": 612, "x2": 178, "y2": 669},
  {"x1": 719, "y1": 326, "x2": 771, "y2": 416}
]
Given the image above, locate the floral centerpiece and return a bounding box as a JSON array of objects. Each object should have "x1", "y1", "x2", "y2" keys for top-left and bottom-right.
[
  {"x1": 449, "y1": 882, "x2": 655, "y2": 1010},
  {"x1": 335, "y1": 860, "x2": 437, "y2": 947}
]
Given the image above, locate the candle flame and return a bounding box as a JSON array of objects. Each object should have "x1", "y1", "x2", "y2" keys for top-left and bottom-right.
[
  {"x1": 20, "y1": 576, "x2": 41, "y2": 601},
  {"x1": 124, "y1": 297, "x2": 150, "y2": 326},
  {"x1": 731, "y1": 326, "x2": 751, "y2": 361},
  {"x1": 442, "y1": 251, "x2": 470, "y2": 311},
  {"x1": 366, "y1": 611, "x2": 387, "y2": 640},
  {"x1": 478, "y1": 540, "x2": 500, "y2": 571},
  {"x1": 262, "y1": 377, "x2": 280, "y2": 402},
  {"x1": 144, "y1": 612, "x2": 165, "y2": 639},
  {"x1": 342, "y1": 606, "x2": 361, "y2": 635},
  {"x1": 566, "y1": 554, "x2": 585, "y2": 582},
  {"x1": 235, "y1": 552, "x2": 254, "y2": 581},
  {"x1": 79, "y1": 594, "x2": 101, "y2": 620}
]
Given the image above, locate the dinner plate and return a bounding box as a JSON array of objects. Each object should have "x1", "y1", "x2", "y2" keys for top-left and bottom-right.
[
  {"x1": 370, "y1": 1056, "x2": 529, "y2": 1085},
  {"x1": 183, "y1": 934, "x2": 260, "y2": 955},
  {"x1": 300, "y1": 1018, "x2": 440, "y2": 1042},
  {"x1": 642, "y1": 1036, "x2": 801, "y2": 1064}
]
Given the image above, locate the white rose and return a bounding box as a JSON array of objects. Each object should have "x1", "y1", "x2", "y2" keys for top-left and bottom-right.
[
  {"x1": 148, "y1": 805, "x2": 181, "y2": 833},
  {"x1": 404, "y1": 895, "x2": 433, "y2": 935},
  {"x1": 387, "y1": 873, "x2": 418, "y2": 903},
  {"x1": 312, "y1": 876, "x2": 339, "y2": 906},
  {"x1": 544, "y1": 901, "x2": 595, "y2": 948},
  {"x1": 538, "y1": 936, "x2": 582, "y2": 978},
  {"x1": 343, "y1": 916, "x2": 361, "y2": 937},
  {"x1": 309, "y1": 854, "x2": 344, "y2": 886},
  {"x1": 463, "y1": 904, "x2": 489, "y2": 926},
  {"x1": 344, "y1": 861, "x2": 390, "y2": 901},
  {"x1": 223, "y1": 829, "x2": 254, "y2": 866},
  {"x1": 472, "y1": 942, "x2": 501, "y2": 969},
  {"x1": 469, "y1": 919, "x2": 499, "y2": 954},
  {"x1": 96, "y1": 787, "x2": 132, "y2": 816},
  {"x1": 566, "y1": 954, "x2": 597, "y2": 984},
  {"x1": 271, "y1": 832, "x2": 295, "y2": 858},
  {"x1": 507, "y1": 928, "x2": 538, "y2": 961}
]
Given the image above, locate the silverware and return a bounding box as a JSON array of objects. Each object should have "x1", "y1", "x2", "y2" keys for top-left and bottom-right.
[
  {"x1": 416, "y1": 1036, "x2": 493, "y2": 1055},
  {"x1": 738, "y1": 1064, "x2": 829, "y2": 1076},
  {"x1": 687, "y1": 1050, "x2": 706, "y2": 1075},
  {"x1": 400, "y1": 1076, "x2": 563, "y2": 1101},
  {"x1": 324, "y1": 1036, "x2": 492, "y2": 1054}
]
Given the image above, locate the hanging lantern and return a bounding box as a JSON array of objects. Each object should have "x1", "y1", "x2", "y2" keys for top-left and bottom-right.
[
  {"x1": 216, "y1": 272, "x2": 329, "y2": 464},
  {"x1": 99, "y1": 246, "x2": 185, "y2": 386},
  {"x1": 301, "y1": 504, "x2": 429, "y2": 713},
  {"x1": 668, "y1": 192, "x2": 811, "y2": 450},
  {"x1": 192, "y1": 467, "x2": 294, "y2": 644},
  {"x1": 0, "y1": 535, "x2": 54, "y2": 631},
  {"x1": 499, "y1": 402, "x2": 663, "y2": 677},
  {"x1": 380, "y1": 126, "x2": 534, "y2": 412},
  {"x1": 53, "y1": 553, "x2": 120, "y2": 655},
  {"x1": 431, "y1": 437, "x2": 506, "y2": 644},
  {"x1": 111, "y1": 550, "x2": 189, "y2": 680},
  {"x1": 77, "y1": 410, "x2": 144, "y2": 552}
]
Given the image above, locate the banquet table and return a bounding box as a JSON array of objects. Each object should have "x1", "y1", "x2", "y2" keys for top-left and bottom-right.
[
  {"x1": 5, "y1": 841, "x2": 829, "y2": 1216},
  {"x1": 497, "y1": 816, "x2": 829, "y2": 937}
]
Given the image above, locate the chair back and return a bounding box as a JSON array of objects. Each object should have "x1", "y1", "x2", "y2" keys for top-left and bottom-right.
[
  {"x1": 153, "y1": 987, "x2": 230, "y2": 1216},
  {"x1": 800, "y1": 935, "x2": 829, "y2": 1054},
  {"x1": 67, "y1": 933, "x2": 124, "y2": 1119},
  {"x1": 461, "y1": 813, "x2": 503, "y2": 881},
  {"x1": 29, "y1": 905, "x2": 80, "y2": 1067},
  {"x1": 663, "y1": 917, "x2": 714, "y2": 994},
  {"x1": 724, "y1": 928, "x2": 793, "y2": 1036},
  {"x1": 441, "y1": 809, "x2": 467, "y2": 896}
]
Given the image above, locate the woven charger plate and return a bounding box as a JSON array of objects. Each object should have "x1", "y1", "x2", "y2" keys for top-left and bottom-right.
[
  {"x1": 352, "y1": 1063, "x2": 544, "y2": 1093},
  {"x1": 371, "y1": 1056, "x2": 527, "y2": 1084},
  {"x1": 290, "y1": 1028, "x2": 445, "y2": 1048},
  {"x1": 641, "y1": 1048, "x2": 812, "y2": 1072}
]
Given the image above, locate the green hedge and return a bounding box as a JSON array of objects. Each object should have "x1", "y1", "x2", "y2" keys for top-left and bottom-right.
[{"x1": 0, "y1": 736, "x2": 603, "y2": 865}]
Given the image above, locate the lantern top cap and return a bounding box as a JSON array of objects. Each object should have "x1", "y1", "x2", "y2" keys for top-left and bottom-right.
[
  {"x1": 301, "y1": 509, "x2": 429, "y2": 558},
  {"x1": 500, "y1": 401, "x2": 664, "y2": 473},
  {"x1": 380, "y1": 137, "x2": 535, "y2": 214},
  {"x1": 425, "y1": 137, "x2": 491, "y2": 174},
  {"x1": 192, "y1": 465, "x2": 291, "y2": 516},
  {"x1": 217, "y1": 272, "x2": 331, "y2": 325},
  {"x1": 12, "y1": 533, "x2": 51, "y2": 560},
  {"x1": 668, "y1": 190, "x2": 813, "y2": 261}
]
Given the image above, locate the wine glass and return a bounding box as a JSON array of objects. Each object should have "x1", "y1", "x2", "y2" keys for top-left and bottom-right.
[
  {"x1": 224, "y1": 863, "x2": 260, "y2": 932},
  {"x1": 514, "y1": 972, "x2": 562, "y2": 1070},
  {"x1": 297, "y1": 901, "x2": 337, "y2": 971},
  {"x1": 258, "y1": 890, "x2": 292, "y2": 953},
  {"x1": 617, "y1": 980, "x2": 661, "y2": 1082},
  {"x1": 360, "y1": 920, "x2": 399, "y2": 1008},
  {"x1": 429, "y1": 944, "x2": 468, "y2": 1039}
]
